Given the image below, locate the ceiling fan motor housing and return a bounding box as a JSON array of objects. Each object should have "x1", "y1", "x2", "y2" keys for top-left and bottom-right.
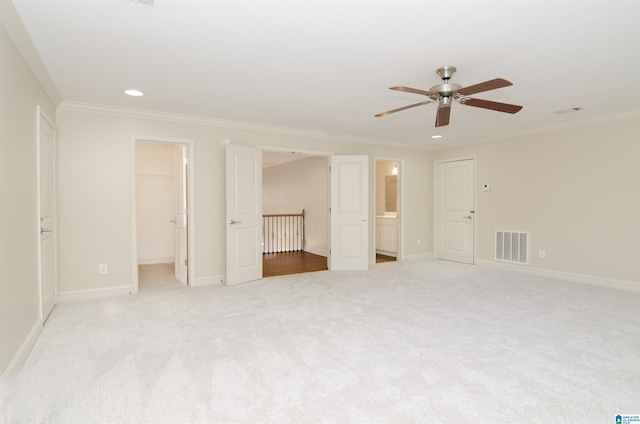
[{"x1": 429, "y1": 83, "x2": 463, "y2": 98}]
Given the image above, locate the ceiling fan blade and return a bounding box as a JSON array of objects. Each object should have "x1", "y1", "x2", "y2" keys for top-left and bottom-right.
[
  {"x1": 435, "y1": 103, "x2": 451, "y2": 127},
  {"x1": 390, "y1": 86, "x2": 439, "y2": 97},
  {"x1": 374, "y1": 101, "x2": 432, "y2": 117},
  {"x1": 456, "y1": 78, "x2": 513, "y2": 96},
  {"x1": 462, "y1": 98, "x2": 523, "y2": 114}
]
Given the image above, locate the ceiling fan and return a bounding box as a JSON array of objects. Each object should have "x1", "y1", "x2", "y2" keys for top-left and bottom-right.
[{"x1": 375, "y1": 66, "x2": 522, "y2": 127}]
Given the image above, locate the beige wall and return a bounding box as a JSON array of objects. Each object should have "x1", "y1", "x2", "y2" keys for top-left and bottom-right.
[
  {"x1": 55, "y1": 107, "x2": 433, "y2": 292},
  {"x1": 263, "y1": 156, "x2": 329, "y2": 256},
  {"x1": 0, "y1": 21, "x2": 56, "y2": 376},
  {"x1": 432, "y1": 117, "x2": 640, "y2": 284}
]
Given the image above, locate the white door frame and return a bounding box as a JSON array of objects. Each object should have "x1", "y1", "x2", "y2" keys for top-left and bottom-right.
[
  {"x1": 36, "y1": 106, "x2": 58, "y2": 321},
  {"x1": 434, "y1": 156, "x2": 476, "y2": 264},
  {"x1": 374, "y1": 158, "x2": 404, "y2": 263},
  {"x1": 130, "y1": 135, "x2": 196, "y2": 293}
]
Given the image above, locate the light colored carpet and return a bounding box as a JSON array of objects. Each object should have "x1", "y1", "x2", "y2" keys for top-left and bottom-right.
[{"x1": 1, "y1": 259, "x2": 639, "y2": 423}]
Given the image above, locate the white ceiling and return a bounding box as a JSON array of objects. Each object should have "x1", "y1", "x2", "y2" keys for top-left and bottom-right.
[{"x1": 11, "y1": 0, "x2": 640, "y2": 150}]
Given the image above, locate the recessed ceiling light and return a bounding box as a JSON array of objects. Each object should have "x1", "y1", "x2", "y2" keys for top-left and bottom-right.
[
  {"x1": 124, "y1": 89, "x2": 144, "y2": 97},
  {"x1": 431, "y1": 135, "x2": 443, "y2": 142}
]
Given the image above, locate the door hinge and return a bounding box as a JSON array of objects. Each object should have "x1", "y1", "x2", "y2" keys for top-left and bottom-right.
[
  {"x1": 184, "y1": 259, "x2": 188, "y2": 266},
  {"x1": 329, "y1": 249, "x2": 331, "y2": 255}
]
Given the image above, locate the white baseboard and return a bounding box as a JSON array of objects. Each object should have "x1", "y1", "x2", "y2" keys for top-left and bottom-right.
[
  {"x1": 304, "y1": 247, "x2": 327, "y2": 257},
  {"x1": 404, "y1": 252, "x2": 434, "y2": 261},
  {"x1": 476, "y1": 259, "x2": 640, "y2": 292},
  {"x1": 58, "y1": 285, "x2": 132, "y2": 302},
  {"x1": 138, "y1": 258, "x2": 174, "y2": 265},
  {"x1": 1, "y1": 319, "x2": 42, "y2": 380},
  {"x1": 191, "y1": 275, "x2": 225, "y2": 287}
]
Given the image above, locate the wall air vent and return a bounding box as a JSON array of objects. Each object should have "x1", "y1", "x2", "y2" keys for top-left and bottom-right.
[{"x1": 495, "y1": 230, "x2": 530, "y2": 265}]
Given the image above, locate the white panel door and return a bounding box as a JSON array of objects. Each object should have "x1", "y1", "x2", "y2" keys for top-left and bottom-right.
[
  {"x1": 435, "y1": 159, "x2": 474, "y2": 264},
  {"x1": 330, "y1": 155, "x2": 369, "y2": 271},
  {"x1": 226, "y1": 144, "x2": 262, "y2": 285},
  {"x1": 174, "y1": 145, "x2": 188, "y2": 284},
  {"x1": 38, "y1": 111, "x2": 56, "y2": 322}
]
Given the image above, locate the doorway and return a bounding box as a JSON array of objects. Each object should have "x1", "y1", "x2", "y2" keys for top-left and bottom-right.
[
  {"x1": 130, "y1": 136, "x2": 195, "y2": 293},
  {"x1": 38, "y1": 107, "x2": 57, "y2": 322},
  {"x1": 226, "y1": 145, "x2": 370, "y2": 285},
  {"x1": 375, "y1": 160, "x2": 401, "y2": 263},
  {"x1": 261, "y1": 150, "x2": 329, "y2": 277}
]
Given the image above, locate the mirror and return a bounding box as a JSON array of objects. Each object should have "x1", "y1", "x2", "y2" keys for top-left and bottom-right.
[{"x1": 385, "y1": 175, "x2": 397, "y2": 212}]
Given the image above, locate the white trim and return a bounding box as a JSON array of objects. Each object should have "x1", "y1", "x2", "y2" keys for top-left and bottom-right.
[
  {"x1": 130, "y1": 135, "x2": 196, "y2": 293},
  {"x1": 431, "y1": 108, "x2": 640, "y2": 151},
  {"x1": 404, "y1": 252, "x2": 434, "y2": 261},
  {"x1": 0, "y1": 320, "x2": 43, "y2": 380},
  {"x1": 477, "y1": 259, "x2": 640, "y2": 293},
  {"x1": 58, "y1": 100, "x2": 640, "y2": 154},
  {"x1": 1, "y1": 1, "x2": 62, "y2": 106},
  {"x1": 137, "y1": 258, "x2": 175, "y2": 265},
  {"x1": 192, "y1": 275, "x2": 225, "y2": 287},
  {"x1": 58, "y1": 285, "x2": 132, "y2": 302},
  {"x1": 59, "y1": 101, "x2": 425, "y2": 151},
  {"x1": 304, "y1": 247, "x2": 328, "y2": 257}
]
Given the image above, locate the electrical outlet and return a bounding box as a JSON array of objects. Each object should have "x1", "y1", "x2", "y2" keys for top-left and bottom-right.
[
  {"x1": 99, "y1": 264, "x2": 108, "y2": 274},
  {"x1": 417, "y1": 239, "x2": 421, "y2": 246},
  {"x1": 538, "y1": 250, "x2": 546, "y2": 259}
]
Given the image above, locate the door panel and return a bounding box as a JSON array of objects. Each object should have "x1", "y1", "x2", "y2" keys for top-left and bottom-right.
[
  {"x1": 330, "y1": 155, "x2": 369, "y2": 270},
  {"x1": 39, "y1": 112, "x2": 55, "y2": 321},
  {"x1": 226, "y1": 144, "x2": 262, "y2": 285},
  {"x1": 174, "y1": 145, "x2": 188, "y2": 284},
  {"x1": 435, "y1": 159, "x2": 474, "y2": 264}
]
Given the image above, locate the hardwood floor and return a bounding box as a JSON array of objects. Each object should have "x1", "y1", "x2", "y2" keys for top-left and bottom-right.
[
  {"x1": 376, "y1": 253, "x2": 396, "y2": 263},
  {"x1": 263, "y1": 251, "x2": 328, "y2": 277},
  {"x1": 263, "y1": 251, "x2": 394, "y2": 277}
]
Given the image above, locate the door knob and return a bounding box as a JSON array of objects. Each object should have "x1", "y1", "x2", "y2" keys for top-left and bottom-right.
[
  {"x1": 360, "y1": 217, "x2": 368, "y2": 222},
  {"x1": 230, "y1": 220, "x2": 242, "y2": 225},
  {"x1": 40, "y1": 227, "x2": 51, "y2": 233}
]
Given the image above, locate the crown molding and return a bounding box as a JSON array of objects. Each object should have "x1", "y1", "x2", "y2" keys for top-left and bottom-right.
[
  {"x1": 58, "y1": 101, "x2": 430, "y2": 152},
  {"x1": 429, "y1": 108, "x2": 640, "y2": 151},
  {"x1": 1, "y1": 0, "x2": 63, "y2": 106}
]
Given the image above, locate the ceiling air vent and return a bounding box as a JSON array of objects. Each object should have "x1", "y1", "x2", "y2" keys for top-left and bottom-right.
[
  {"x1": 553, "y1": 107, "x2": 583, "y2": 115},
  {"x1": 495, "y1": 230, "x2": 530, "y2": 265}
]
